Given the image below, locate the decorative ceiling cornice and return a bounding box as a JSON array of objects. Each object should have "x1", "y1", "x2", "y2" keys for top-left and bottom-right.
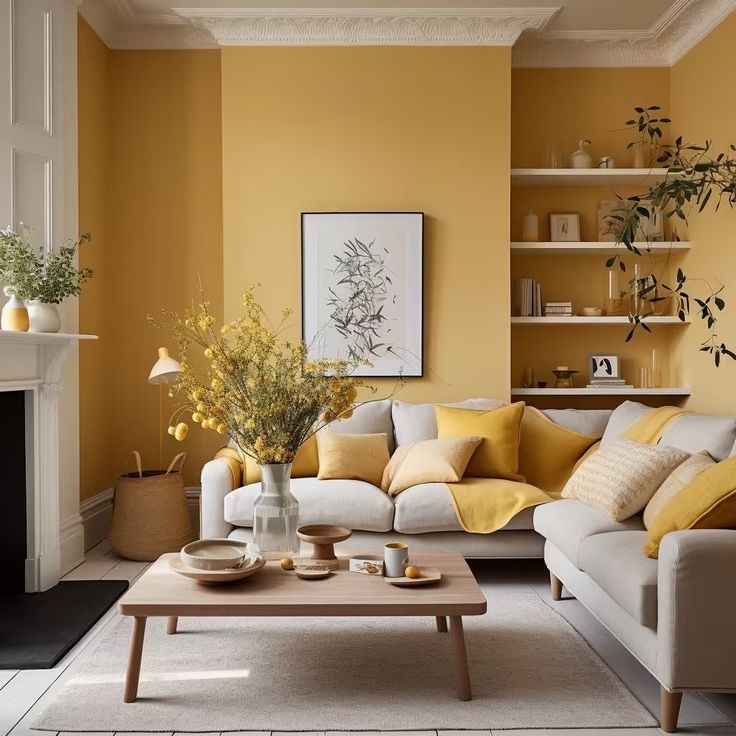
[
  {"x1": 172, "y1": 7, "x2": 560, "y2": 47},
  {"x1": 513, "y1": 0, "x2": 736, "y2": 67}
]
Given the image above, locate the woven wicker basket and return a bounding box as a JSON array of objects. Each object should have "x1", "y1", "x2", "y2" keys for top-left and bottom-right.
[{"x1": 110, "y1": 451, "x2": 195, "y2": 561}]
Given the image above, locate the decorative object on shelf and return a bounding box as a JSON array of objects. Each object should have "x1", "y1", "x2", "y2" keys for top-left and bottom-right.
[
  {"x1": 0, "y1": 228, "x2": 94, "y2": 334},
  {"x1": 597, "y1": 200, "x2": 619, "y2": 242},
  {"x1": 545, "y1": 301, "x2": 573, "y2": 317},
  {"x1": 302, "y1": 212, "x2": 423, "y2": 377},
  {"x1": 384, "y1": 541, "x2": 410, "y2": 578},
  {"x1": 537, "y1": 381, "x2": 548, "y2": 389},
  {"x1": 590, "y1": 354, "x2": 620, "y2": 380},
  {"x1": 598, "y1": 156, "x2": 615, "y2": 169},
  {"x1": 625, "y1": 105, "x2": 670, "y2": 168},
  {"x1": 569, "y1": 139, "x2": 593, "y2": 168},
  {"x1": 148, "y1": 346, "x2": 182, "y2": 469},
  {"x1": 109, "y1": 451, "x2": 194, "y2": 561},
  {"x1": 543, "y1": 146, "x2": 563, "y2": 168},
  {"x1": 169, "y1": 555, "x2": 266, "y2": 585},
  {"x1": 552, "y1": 367, "x2": 578, "y2": 389},
  {"x1": 1, "y1": 286, "x2": 29, "y2": 332},
  {"x1": 649, "y1": 348, "x2": 662, "y2": 388},
  {"x1": 158, "y1": 288, "x2": 378, "y2": 560},
  {"x1": 516, "y1": 277, "x2": 543, "y2": 316},
  {"x1": 521, "y1": 366, "x2": 534, "y2": 388},
  {"x1": 603, "y1": 268, "x2": 630, "y2": 316},
  {"x1": 349, "y1": 556, "x2": 384, "y2": 575},
  {"x1": 582, "y1": 307, "x2": 602, "y2": 317},
  {"x1": 522, "y1": 211, "x2": 539, "y2": 242},
  {"x1": 180, "y1": 539, "x2": 259, "y2": 571},
  {"x1": 296, "y1": 524, "x2": 352, "y2": 571},
  {"x1": 635, "y1": 204, "x2": 664, "y2": 242},
  {"x1": 385, "y1": 567, "x2": 442, "y2": 587},
  {"x1": 550, "y1": 213, "x2": 580, "y2": 242}
]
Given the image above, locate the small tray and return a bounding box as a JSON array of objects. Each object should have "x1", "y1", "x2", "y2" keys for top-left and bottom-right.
[
  {"x1": 169, "y1": 556, "x2": 266, "y2": 585},
  {"x1": 384, "y1": 568, "x2": 442, "y2": 587}
]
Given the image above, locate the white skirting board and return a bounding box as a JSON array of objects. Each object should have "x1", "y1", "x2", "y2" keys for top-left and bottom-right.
[{"x1": 79, "y1": 486, "x2": 201, "y2": 553}]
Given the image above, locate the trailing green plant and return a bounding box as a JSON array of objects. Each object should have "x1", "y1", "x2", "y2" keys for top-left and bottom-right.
[
  {"x1": 624, "y1": 104, "x2": 671, "y2": 162},
  {"x1": 0, "y1": 227, "x2": 93, "y2": 303},
  {"x1": 608, "y1": 106, "x2": 736, "y2": 367}
]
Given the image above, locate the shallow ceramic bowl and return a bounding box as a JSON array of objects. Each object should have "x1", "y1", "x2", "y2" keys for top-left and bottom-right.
[
  {"x1": 582, "y1": 306, "x2": 603, "y2": 317},
  {"x1": 180, "y1": 538, "x2": 254, "y2": 571}
]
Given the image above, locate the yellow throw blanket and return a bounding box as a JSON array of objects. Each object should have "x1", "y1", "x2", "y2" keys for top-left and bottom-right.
[{"x1": 446, "y1": 404, "x2": 687, "y2": 534}]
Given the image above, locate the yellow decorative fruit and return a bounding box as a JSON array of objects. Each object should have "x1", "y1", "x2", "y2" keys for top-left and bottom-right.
[
  {"x1": 404, "y1": 565, "x2": 420, "y2": 579},
  {"x1": 280, "y1": 557, "x2": 294, "y2": 571}
]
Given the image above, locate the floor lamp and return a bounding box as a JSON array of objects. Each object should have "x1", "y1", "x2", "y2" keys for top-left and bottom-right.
[{"x1": 148, "y1": 346, "x2": 182, "y2": 469}]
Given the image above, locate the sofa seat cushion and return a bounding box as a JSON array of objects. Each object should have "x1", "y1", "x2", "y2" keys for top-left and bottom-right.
[
  {"x1": 393, "y1": 483, "x2": 535, "y2": 534},
  {"x1": 224, "y1": 478, "x2": 394, "y2": 532},
  {"x1": 533, "y1": 499, "x2": 645, "y2": 569},
  {"x1": 579, "y1": 531, "x2": 658, "y2": 628}
]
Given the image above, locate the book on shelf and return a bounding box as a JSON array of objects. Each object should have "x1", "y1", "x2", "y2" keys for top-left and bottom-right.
[
  {"x1": 515, "y1": 277, "x2": 544, "y2": 317},
  {"x1": 544, "y1": 300, "x2": 573, "y2": 317},
  {"x1": 586, "y1": 384, "x2": 635, "y2": 389}
]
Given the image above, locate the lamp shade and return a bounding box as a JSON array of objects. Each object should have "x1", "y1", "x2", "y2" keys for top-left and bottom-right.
[{"x1": 148, "y1": 346, "x2": 182, "y2": 385}]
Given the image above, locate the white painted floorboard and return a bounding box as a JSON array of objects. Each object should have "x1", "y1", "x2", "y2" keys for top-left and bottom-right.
[{"x1": 3, "y1": 546, "x2": 736, "y2": 736}]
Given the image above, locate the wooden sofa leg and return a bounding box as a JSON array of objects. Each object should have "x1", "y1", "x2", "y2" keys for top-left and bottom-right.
[
  {"x1": 660, "y1": 687, "x2": 683, "y2": 733},
  {"x1": 550, "y1": 572, "x2": 563, "y2": 601}
]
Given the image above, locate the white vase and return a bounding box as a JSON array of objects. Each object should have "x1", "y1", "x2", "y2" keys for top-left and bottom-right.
[
  {"x1": 1, "y1": 287, "x2": 29, "y2": 331},
  {"x1": 27, "y1": 301, "x2": 62, "y2": 333},
  {"x1": 569, "y1": 139, "x2": 593, "y2": 168}
]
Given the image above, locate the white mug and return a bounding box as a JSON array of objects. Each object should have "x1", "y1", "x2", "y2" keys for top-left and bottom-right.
[{"x1": 384, "y1": 542, "x2": 409, "y2": 578}]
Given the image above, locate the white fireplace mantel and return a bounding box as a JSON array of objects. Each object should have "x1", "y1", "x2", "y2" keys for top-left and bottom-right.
[{"x1": 0, "y1": 330, "x2": 97, "y2": 592}]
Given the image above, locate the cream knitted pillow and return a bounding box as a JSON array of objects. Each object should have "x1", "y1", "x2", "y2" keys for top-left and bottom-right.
[
  {"x1": 643, "y1": 450, "x2": 716, "y2": 529},
  {"x1": 562, "y1": 438, "x2": 690, "y2": 521}
]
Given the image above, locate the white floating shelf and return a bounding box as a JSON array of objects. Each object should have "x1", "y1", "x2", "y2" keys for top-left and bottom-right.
[
  {"x1": 511, "y1": 387, "x2": 691, "y2": 396},
  {"x1": 511, "y1": 241, "x2": 691, "y2": 256},
  {"x1": 511, "y1": 316, "x2": 688, "y2": 325},
  {"x1": 0, "y1": 330, "x2": 98, "y2": 345},
  {"x1": 511, "y1": 168, "x2": 673, "y2": 187}
]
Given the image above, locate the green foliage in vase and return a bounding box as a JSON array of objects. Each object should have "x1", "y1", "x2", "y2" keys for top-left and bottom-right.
[
  {"x1": 608, "y1": 106, "x2": 736, "y2": 366},
  {"x1": 0, "y1": 227, "x2": 94, "y2": 303}
]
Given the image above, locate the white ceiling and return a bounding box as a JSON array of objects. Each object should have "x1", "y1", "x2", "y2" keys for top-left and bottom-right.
[{"x1": 79, "y1": 0, "x2": 736, "y2": 65}]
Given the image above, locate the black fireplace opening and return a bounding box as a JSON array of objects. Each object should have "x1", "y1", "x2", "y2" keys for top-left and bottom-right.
[{"x1": 0, "y1": 390, "x2": 27, "y2": 594}]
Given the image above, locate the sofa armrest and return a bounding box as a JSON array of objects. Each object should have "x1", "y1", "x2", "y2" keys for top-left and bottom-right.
[
  {"x1": 657, "y1": 529, "x2": 736, "y2": 690},
  {"x1": 200, "y1": 458, "x2": 237, "y2": 539}
]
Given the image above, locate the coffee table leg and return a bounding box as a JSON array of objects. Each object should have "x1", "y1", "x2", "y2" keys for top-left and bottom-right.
[
  {"x1": 124, "y1": 616, "x2": 147, "y2": 703},
  {"x1": 436, "y1": 616, "x2": 448, "y2": 633},
  {"x1": 167, "y1": 616, "x2": 178, "y2": 635},
  {"x1": 449, "y1": 615, "x2": 472, "y2": 701}
]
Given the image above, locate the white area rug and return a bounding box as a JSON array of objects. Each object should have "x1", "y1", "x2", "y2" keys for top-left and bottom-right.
[{"x1": 34, "y1": 592, "x2": 656, "y2": 732}]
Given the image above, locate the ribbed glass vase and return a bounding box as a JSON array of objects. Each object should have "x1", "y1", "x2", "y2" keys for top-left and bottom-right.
[{"x1": 253, "y1": 463, "x2": 300, "y2": 559}]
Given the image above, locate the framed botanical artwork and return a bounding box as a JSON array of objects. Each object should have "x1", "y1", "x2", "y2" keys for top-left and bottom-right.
[
  {"x1": 550, "y1": 212, "x2": 581, "y2": 242},
  {"x1": 301, "y1": 212, "x2": 423, "y2": 377},
  {"x1": 590, "y1": 354, "x2": 620, "y2": 381}
]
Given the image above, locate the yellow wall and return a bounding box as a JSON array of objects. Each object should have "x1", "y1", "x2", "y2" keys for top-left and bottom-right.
[
  {"x1": 78, "y1": 19, "x2": 224, "y2": 497},
  {"x1": 671, "y1": 12, "x2": 736, "y2": 414},
  {"x1": 221, "y1": 47, "x2": 512, "y2": 403},
  {"x1": 510, "y1": 68, "x2": 678, "y2": 397}
]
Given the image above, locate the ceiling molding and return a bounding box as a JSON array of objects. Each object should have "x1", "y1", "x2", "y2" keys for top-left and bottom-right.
[
  {"x1": 513, "y1": 0, "x2": 736, "y2": 67},
  {"x1": 172, "y1": 7, "x2": 561, "y2": 47}
]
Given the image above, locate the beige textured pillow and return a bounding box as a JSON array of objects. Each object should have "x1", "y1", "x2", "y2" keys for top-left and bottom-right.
[
  {"x1": 643, "y1": 450, "x2": 716, "y2": 529},
  {"x1": 316, "y1": 430, "x2": 390, "y2": 487},
  {"x1": 562, "y1": 438, "x2": 690, "y2": 521},
  {"x1": 381, "y1": 436, "x2": 483, "y2": 496}
]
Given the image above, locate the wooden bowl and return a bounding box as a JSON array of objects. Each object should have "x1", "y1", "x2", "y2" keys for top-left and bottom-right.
[{"x1": 297, "y1": 524, "x2": 352, "y2": 564}]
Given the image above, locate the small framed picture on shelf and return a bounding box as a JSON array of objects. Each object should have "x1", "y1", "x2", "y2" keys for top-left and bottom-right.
[
  {"x1": 590, "y1": 354, "x2": 620, "y2": 380},
  {"x1": 550, "y1": 212, "x2": 581, "y2": 242},
  {"x1": 636, "y1": 204, "x2": 664, "y2": 241}
]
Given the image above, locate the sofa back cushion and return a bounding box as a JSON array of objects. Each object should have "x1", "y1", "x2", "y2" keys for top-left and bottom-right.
[
  {"x1": 330, "y1": 398, "x2": 395, "y2": 452},
  {"x1": 660, "y1": 413, "x2": 736, "y2": 461},
  {"x1": 542, "y1": 408, "x2": 612, "y2": 437},
  {"x1": 392, "y1": 398, "x2": 506, "y2": 446},
  {"x1": 600, "y1": 401, "x2": 651, "y2": 446}
]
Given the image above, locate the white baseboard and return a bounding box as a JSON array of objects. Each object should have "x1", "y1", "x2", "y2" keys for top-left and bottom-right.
[
  {"x1": 80, "y1": 486, "x2": 202, "y2": 553},
  {"x1": 60, "y1": 512, "x2": 85, "y2": 574}
]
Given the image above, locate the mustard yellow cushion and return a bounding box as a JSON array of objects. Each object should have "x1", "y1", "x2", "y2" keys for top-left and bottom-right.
[
  {"x1": 380, "y1": 436, "x2": 482, "y2": 496},
  {"x1": 316, "y1": 430, "x2": 390, "y2": 487},
  {"x1": 435, "y1": 402, "x2": 525, "y2": 480},
  {"x1": 644, "y1": 454, "x2": 736, "y2": 558},
  {"x1": 518, "y1": 407, "x2": 600, "y2": 496},
  {"x1": 243, "y1": 433, "x2": 319, "y2": 485}
]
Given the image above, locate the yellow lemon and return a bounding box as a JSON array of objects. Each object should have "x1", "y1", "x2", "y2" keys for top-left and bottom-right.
[
  {"x1": 280, "y1": 558, "x2": 294, "y2": 571},
  {"x1": 404, "y1": 565, "x2": 420, "y2": 579}
]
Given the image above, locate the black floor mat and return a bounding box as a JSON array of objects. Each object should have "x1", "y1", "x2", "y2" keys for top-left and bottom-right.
[{"x1": 0, "y1": 579, "x2": 129, "y2": 669}]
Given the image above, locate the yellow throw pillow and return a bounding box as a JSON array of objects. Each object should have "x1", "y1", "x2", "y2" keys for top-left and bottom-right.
[
  {"x1": 316, "y1": 430, "x2": 390, "y2": 487},
  {"x1": 643, "y1": 450, "x2": 715, "y2": 529},
  {"x1": 518, "y1": 407, "x2": 600, "y2": 496},
  {"x1": 644, "y1": 454, "x2": 736, "y2": 558},
  {"x1": 380, "y1": 437, "x2": 483, "y2": 496},
  {"x1": 435, "y1": 402, "x2": 525, "y2": 480},
  {"x1": 243, "y1": 433, "x2": 319, "y2": 485}
]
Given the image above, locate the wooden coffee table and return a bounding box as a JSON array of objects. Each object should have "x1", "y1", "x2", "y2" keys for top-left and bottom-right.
[{"x1": 118, "y1": 549, "x2": 487, "y2": 703}]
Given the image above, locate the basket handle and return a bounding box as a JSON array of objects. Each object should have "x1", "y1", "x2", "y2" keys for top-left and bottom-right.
[
  {"x1": 127, "y1": 450, "x2": 143, "y2": 478},
  {"x1": 166, "y1": 452, "x2": 186, "y2": 474}
]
